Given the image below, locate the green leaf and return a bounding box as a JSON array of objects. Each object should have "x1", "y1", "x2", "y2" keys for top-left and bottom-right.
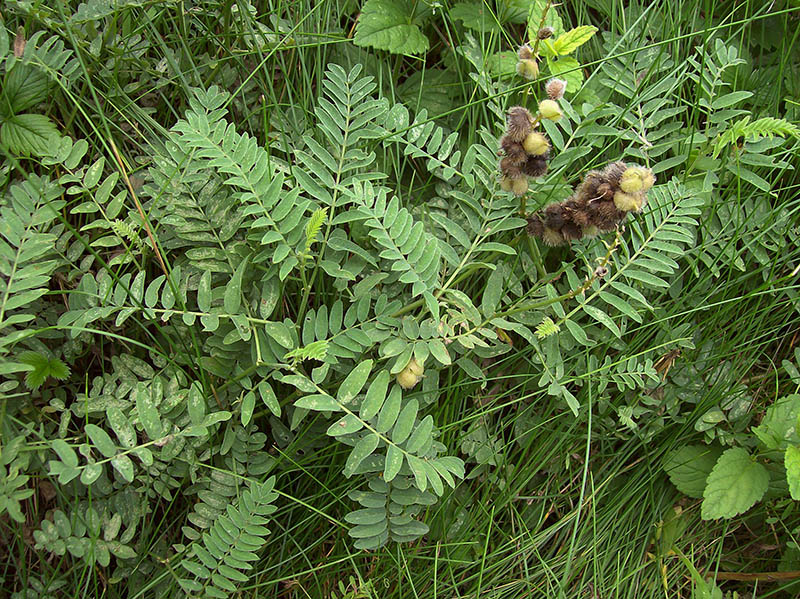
[
  {"x1": 384, "y1": 444, "x2": 404, "y2": 482},
  {"x1": 481, "y1": 267, "x2": 504, "y2": 317},
  {"x1": 136, "y1": 384, "x2": 163, "y2": 440},
  {"x1": 241, "y1": 390, "x2": 255, "y2": 426},
  {"x1": 198, "y1": 270, "x2": 212, "y2": 312},
  {"x1": 224, "y1": 258, "x2": 248, "y2": 314},
  {"x1": 52, "y1": 439, "x2": 78, "y2": 468},
  {"x1": 294, "y1": 394, "x2": 342, "y2": 411},
  {"x1": 106, "y1": 406, "x2": 136, "y2": 448},
  {"x1": 344, "y1": 433, "x2": 380, "y2": 477},
  {"x1": 360, "y1": 370, "x2": 390, "y2": 420},
  {"x1": 0, "y1": 113, "x2": 60, "y2": 156},
  {"x1": 663, "y1": 445, "x2": 722, "y2": 499},
  {"x1": 111, "y1": 454, "x2": 135, "y2": 483},
  {"x1": 17, "y1": 351, "x2": 70, "y2": 390},
  {"x1": 377, "y1": 386, "x2": 403, "y2": 433},
  {"x1": 785, "y1": 445, "x2": 800, "y2": 501},
  {"x1": 552, "y1": 25, "x2": 597, "y2": 55},
  {"x1": 2, "y1": 63, "x2": 50, "y2": 113},
  {"x1": 187, "y1": 382, "x2": 207, "y2": 426},
  {"x1": 337, "y1": 360, "x2": 373, "y2": 404},
  {"x1": 701, "y1": 447, "x2": 769, "y2": 520},
  {"x1": 327, "y1": 414, "x2": 364, "y2": 437},
  {"x1": 405, "y1": 415, "x2": 433, "y2": 453},
  {"x1": 354, "y1": 0, "x2": 430, "y2": 55},
  {"x1": 392, "y1": 399, "x2": 418, "y2": 444},
  {"x1": 752, "y1": 394, "x2": 800, "y2": 450},
  {"x1": 85, "y1": 424, "x2": 117, "y2": 458},
  {"x1": 427, "y1": 339, "x2": 451, "y2": 366},
  {"x1": 449, "y1": 3, "x2": 502, "y2": 33},
  {"x1": 264, "y1": 321, "x2": 294, "y2": 349},
  {"x1": 259, "y1": 381, "x2": 281, "y2": 417}
]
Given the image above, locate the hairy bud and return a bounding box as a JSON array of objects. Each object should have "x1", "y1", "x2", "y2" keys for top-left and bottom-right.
[
  {"x1": 545, "y1": 78, "x2": 567, "y2": 100},
  {"x1": 538, "y1": 99, "x2": 562, "y2": 121},
  {"x1": 537, "y1": 26, "x2": 555, "y2": 39}
]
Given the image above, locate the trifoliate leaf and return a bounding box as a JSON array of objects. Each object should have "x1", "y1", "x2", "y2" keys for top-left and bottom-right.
[
  {"x1": 663, "y1": 444, "x2": 723, "y2": 499},
  {"x1": 701, "y1": 447, "x2": 769, "y2": 519},
  {"x1": 354, "y1": 0, "x2": 430, "y2": 55}
]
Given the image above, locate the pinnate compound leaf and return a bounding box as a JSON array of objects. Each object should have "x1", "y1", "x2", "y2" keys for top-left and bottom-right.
[
  {"x1": 663, "y1": 445, "x2": 722, "y2": 499},
  {"x1": 354, "y1": 0, "x2": 430, "y2": 55},
  {"x1": 701, "y1": 447, "x2": 768, "y2": 520}
]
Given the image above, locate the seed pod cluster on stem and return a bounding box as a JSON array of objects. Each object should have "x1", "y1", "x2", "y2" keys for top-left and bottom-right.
[
  {"x1": 526, "y1": 161, "x2": 656, "y2": 246},
  {"x1": 498, "y1": 107, "x2": 552, "y2": 196}
]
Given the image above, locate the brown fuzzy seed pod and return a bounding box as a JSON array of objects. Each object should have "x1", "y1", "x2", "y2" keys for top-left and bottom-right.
[
  {"x1": 561, "y1": 222, "x2": 583, "y2": 241},
  {"x1": 593, "y1": 201, "x2": 624, "y2": 230},
  {"x1": 500, "y1": 157, "x2": 523, "y2": 179},
  {"x1": 543, "y1": 203, "x2": 566, "y2": 229},
  {"x1": 527, "y1": 214, "x2": 544, "y2": 238},
  {"x1": 506, "y1": 106, "x2": 534, "y2": 141},
  {"x1": 602, "y1": 161, "x2": 627, "y2": 187},
  {"x1": 500, "y1": 136, "x2": 528, "y2": 165},
  {"x1": 518, "y1": 44, "x2": 533, "y2": 60},
  {"x1": 521, "y1": 156, "x2": 548, "y2": 177},
  {"x1": 538, "y1": 26, "x2": 555, "y2": 40}
]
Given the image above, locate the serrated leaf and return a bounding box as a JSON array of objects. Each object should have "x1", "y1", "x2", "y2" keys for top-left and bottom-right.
[
  {"x1": 3, "y1": 63, "x2": 50, "y2": 113},
  {"x1": 701, "y1": 447, "x2": 769, "y2": 520},
  {"x1": 785, "y1": 445, "x2": 800, "y2": 501},
  {"x1": 354, "y1": 0, "x2": 430, "y2": 55},
  {"x1": 553, "y1": 25, "x2": 597, "y2": 55},
  {"x1": 663, "y1": 445, "x2": 723, "y2": 499},
  {"x1": 0, "y1": 113, "x2": 60, "y2": 156}
]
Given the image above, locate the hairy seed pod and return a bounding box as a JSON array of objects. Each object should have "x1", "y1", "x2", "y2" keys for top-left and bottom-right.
[
  {"x1": 543, "y1": 203, "x2": 566, "y2": 229},
  {"x1": 542, "y1": 227, "x2": 565, "y2": 246},
  {"x1": 538, "y1": 26, "x2": 555, "y2": 39},
  {"x1": 561, "y1": 222, "x2": 583, "y2": 241},
  {"x1": 523, "y1": 132, "x2": 550, "y2": 156},
  {"x1": 500, "y1": 176, "x2": 514, "y2": 192},
  {"x1": 613, "y1": 191, "x2": 643, "y2": 212},
  {"x1": 501, "y1": 135, "x2": 528, "y2": 164},
  {"x1": 521, "y1": 156, "x2": 548, "y2": 178},
  {"x1": 527, "y1": 214, "x2": 544, "y2": 238},
  {"x1": 545, "y1": 78, "x2": 567, "y2": 100},
  {"x1": 511, "y1": 177, "x2": 529, "y2": 196},
  {"x1": 500, "y1": 157, "x2": 524, "y2": 179},
  {"x1": 538, "y1": 99, "x2": 562, "y2": 121},
  {"x1": 518, "y1": 44, "x2": 534, "y2": 60},
  {"x1": 506, "y1": 106, "x2": 535, "y2": 141},
  {"x1": 516, "y1": 58, "x2": 540, "y2": 80}
]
